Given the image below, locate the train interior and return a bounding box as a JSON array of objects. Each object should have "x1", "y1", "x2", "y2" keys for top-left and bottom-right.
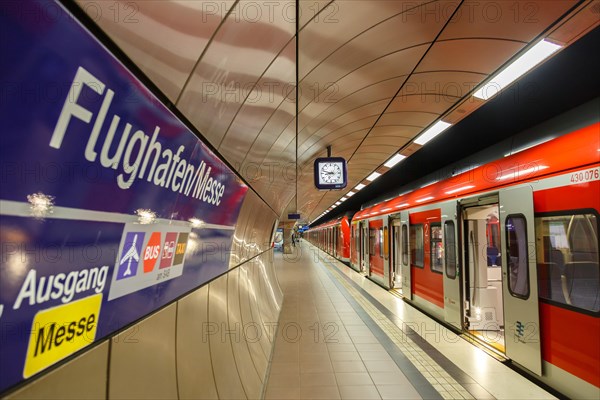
[
  {"x1": 536, "y1": 213, "x2": 600, "y2": 312},
  {"x1": 391, "y1": 223, "x2": 403, "y2": 292},
  {"x1": 361, "y1": 224, "x2": 369, "y2": 272},
  {"x1": 462, "y1": 204, "x2": 506, "y2": 352}
]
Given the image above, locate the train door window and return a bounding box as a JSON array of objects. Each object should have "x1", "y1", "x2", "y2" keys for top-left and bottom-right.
[
  {"x1": 444, "y1": 221, "x2": 457, "y2": 279},
  {"x1": 355, "y1": 226, "x2": 360, "y2": 256},
  {"x1": 535, "y1": 212, "x2": 599, "y2": 312},
  {"x1": 351, "y1": 225, "x2": 355, "y2": 254},
  {"x1": 506, "y1": 214, "x2": 530, "y2": 299},
  {"x1": 334, "y1": 227, "x2": 338, "y2": 252},
  {"x1": 402, "y1": 225, "x2": 408, "y2": 265},
  {"x1": 410, "y1": 224, "x2": 424, "y2": 268},
  {"x1": 369, "y1": 228, "x2": 376, "y2": 256},
  {"x1": 430, "y1": 224, "x2": 443, "y2": 273},
  {"x1": 393, "y1": 225, "x2": 400, "y2": 269},
  {"x1": 381, "y1": 227, "x2": 387, "y2": 258}
]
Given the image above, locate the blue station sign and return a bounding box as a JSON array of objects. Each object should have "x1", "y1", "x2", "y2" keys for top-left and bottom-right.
[{"x1": 0, "y1": 0, "x2": 249, "y2": 392}]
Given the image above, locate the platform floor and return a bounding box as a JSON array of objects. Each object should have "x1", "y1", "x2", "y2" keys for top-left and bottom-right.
[{"x1": 265, "y1": 240, "x2": 556, "y2": 400}]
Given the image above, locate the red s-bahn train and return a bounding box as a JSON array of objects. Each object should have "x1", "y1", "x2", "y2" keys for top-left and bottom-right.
[
  {"x1": 306, "y1": 122, "x2": 599, "y2": 399},
  {"x1": 308, "y1": 212, "x2": 353, "y2": 263}
]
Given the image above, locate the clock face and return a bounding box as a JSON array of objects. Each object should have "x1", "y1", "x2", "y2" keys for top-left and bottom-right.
[
  {"x1": 319, "y1": 162, "x2": 343, "y2": 184},
  {"x1": 314, "y1": 157, "x2": 347, "y2": 189}
]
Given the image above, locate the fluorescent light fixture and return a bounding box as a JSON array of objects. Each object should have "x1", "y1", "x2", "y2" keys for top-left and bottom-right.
[
  {"x1": 415, "y1": 196, "x2": 434, "y2": 203},
  {"x1": 474, "y1": 39, "x2": 562, "y2": 100},
  {"x1": 366, "y1": 172, "x2": 381, "y2": 182},
  {"x1": 381, "y1": 208, "x2": 392, "y2": 212},
  {"x1": 355, "y1": 183, "x2": 366, "y2": 191},
  {"x1": 394, "y1": 203, "x2": 409, "y2": 208},
  {"x1": 346, "y1": 191, "x2": 356, "y2": 197},
  {"x1": 496, "y1": 165, "x2": 548, "y2": 181},
  {"x1": 445, "y1": 185, "x2": 475, "y2": 194},
  {"x1": 340, "y1": 197, "x2": 348, "y2": 202},
  {"x1": 414, "y1": 121, "x2": 452, "y2": 145},
  {"x1": 335, "y1": 201, "x2": 341, "y2": 205},
  {"x1": 384, "y1": 153, "x2": 406, "y2": 168},
  {"x1": 331, "y1": 205, "x2": 337, "y2": 208}
]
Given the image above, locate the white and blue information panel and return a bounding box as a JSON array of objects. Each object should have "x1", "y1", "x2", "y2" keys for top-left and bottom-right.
[{"x1": 0, "y1": 0, "x2": 249, "y2": 392}]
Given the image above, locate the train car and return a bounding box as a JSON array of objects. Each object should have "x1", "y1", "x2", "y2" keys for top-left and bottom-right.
[
  {"x1": 351, "y1": 122, "x2": 599, "y2": 398},
  {"x1": 306, "y1": 212, "x2": 353, "y2": 263}
]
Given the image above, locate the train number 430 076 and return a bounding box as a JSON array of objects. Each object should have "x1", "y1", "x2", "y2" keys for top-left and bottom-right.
[{"x1": 570, "y1": 167, "x2": 599, "y2": 184}]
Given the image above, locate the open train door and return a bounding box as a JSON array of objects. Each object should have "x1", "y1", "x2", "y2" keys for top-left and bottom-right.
[
  {"x1": 361, "y1": 221, "x2": 369, "y2": 273},
  {"x1": 333, "y1": 226, "x2": 338, "y2": 258},
  {"x1": 400, "y1": 210, "x2": 411, "y2": 300},
  {"x1": 390, "y1": 218, "x2": 402, "y2": 290},
  {"x1": 441, "y1": 200, "x2": 461, "y2": 330},
  {"x1": 499, "y1": 185, "x2": 542, "y2": 375}
]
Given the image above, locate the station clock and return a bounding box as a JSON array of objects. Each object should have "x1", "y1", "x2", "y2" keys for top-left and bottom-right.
[{"x1": 314, "y1": 157, "x2": 347, "y2": 190}]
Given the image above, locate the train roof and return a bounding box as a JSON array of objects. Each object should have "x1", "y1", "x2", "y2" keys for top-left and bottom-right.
[
  {"x1": 308, "y1": 211, "x2": 355, "y2": 230},
  {"x1": 354, "y1": 122, "x2": 599, "y2": 221}
]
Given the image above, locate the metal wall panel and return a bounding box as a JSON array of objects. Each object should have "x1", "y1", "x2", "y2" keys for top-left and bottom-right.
[
  {"x1": 298, "y1": 1, "x2": 429, "y2": 79},
  {"x1": 227, "y1": 268, "x2": 263, "y2": 398},
  {"x1": 230, "y1": 191, "x2": 278, "y2": 267},
  {"x1": 218, "y1": 39, "x2": 297, "y2": 167},
  {"x1": 109, "y1": 304, "x2": 178, "y2": 399},
  {"x1": 299, "y1": 0, "x2": 333, "y2": 29},
  {"x1": 5, "y1": 342, "x2": 108, "y2": 400},
  {"x1": 207, "y1": 274, "x2": 247, "y2": 399},
  {"x1": 176, "y1": 285, "x2": 218, "y2": 400},
  {"x1": 248, "y1": 259, "x2": 276, "y2": 360},
  {"x1": 239, "y1": 264, "x2": 270, "y2": 376},
  {"x1": 177, "y1": 0, "x2": 295, "y2": 146},
  {"x1": 76, "y1": 0, "x2": 234, "y2": 101}
]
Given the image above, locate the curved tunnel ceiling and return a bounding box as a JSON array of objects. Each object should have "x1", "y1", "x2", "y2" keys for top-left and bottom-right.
[{"x1": 75, "y1": 0, "x2": 599, "y2": 223}]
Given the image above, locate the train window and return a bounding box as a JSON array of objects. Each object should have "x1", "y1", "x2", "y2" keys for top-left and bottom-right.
[
  {"x1": 430, "y1": 224, "x2": 443, "y2": 273},
  {"x1": 506, "y1": 214, "x2": 530, "y2": 299},
  {"x1": 535, "y1": 212, "x2": 599, "y2": 313},
  {"x1": 444, "y1": 221, "x2": 457, "y2": 279},
  {"x1": 402, "y1": 225, "x2": 408, "y2": 265},
  {"x1": 410, "y1": 224, "x2": 424, "y2": 268}
]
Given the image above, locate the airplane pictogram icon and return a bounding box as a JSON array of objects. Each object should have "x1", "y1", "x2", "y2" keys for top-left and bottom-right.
[{"x1": 120, "y1": 233, "x2": 141, "y2": 277}]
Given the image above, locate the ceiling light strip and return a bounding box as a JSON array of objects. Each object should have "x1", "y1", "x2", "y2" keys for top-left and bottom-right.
[
  {"x1": 414, "y1": 121, "x2": 452, "y2": 146},
  {"x1": 474, "y1": 39, "x2": 561, "y2": 101}
]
